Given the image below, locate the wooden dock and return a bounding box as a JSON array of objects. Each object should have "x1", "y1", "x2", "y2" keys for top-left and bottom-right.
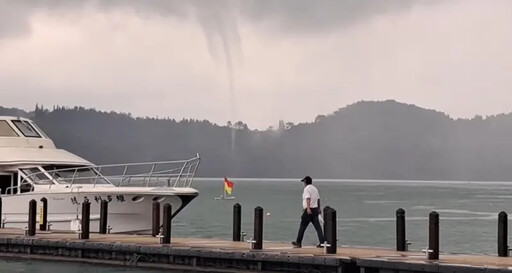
[{"x1": 0, "y1": 228, "x2": 511, "y2": 272}]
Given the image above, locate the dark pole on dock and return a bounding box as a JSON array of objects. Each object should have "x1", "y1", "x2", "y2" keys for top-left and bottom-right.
[
  {"x1": 99, "y1": 200, "x2": 108, "y2": 234},
  {"x1": 323, "y1": 206, "x2": 331, "y2": 239},
  {"x1": 325, "y1": 207, "x2": 337, "y2": 254},
  {"x1": 396, "y1": 208, "x2": 406, "y2": 251},
  {"x1": 152, "y1": 201, "x2": 160, "y2": 237},
  {"x1": 498, "y1": 211, "x2": 508, "y2": 257},
  {"x1": 162, "y1": 204, "x2": 172, "y2": 244},
  {"x1": 233, "y1": 203, "x2": 241, "y2": 241},
  {"x1": 28, "y1": 199, "x2": 36, "y2": 236},
  {"x1": 39, "y1": 197, "x2": 48, "y2": 231},
  {"x1": 81, "y1": 200, "x2": 90, "y2": 240},
  {"x1": 253, "y1": 206, "x2": 263, "y2": 250},
  {"x1": 428, "y1": 211, "x2": 439, "y2": 260},
  {"x1": 0, "y1": 197, "x2": 2, "y2": 228}
]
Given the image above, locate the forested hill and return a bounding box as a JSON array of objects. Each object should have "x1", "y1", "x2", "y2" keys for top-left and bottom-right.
[
  {"x1": 3, "y1": 101, "x2": 512, "y2": 181},
  {"x1": 0, "y1": 106, "x2": 32, "y2": 118}
]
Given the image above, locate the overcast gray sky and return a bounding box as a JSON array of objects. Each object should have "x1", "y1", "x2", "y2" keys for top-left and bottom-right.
[{"x1": 1, "y1": 0, "x2": 511, "y2": 129}]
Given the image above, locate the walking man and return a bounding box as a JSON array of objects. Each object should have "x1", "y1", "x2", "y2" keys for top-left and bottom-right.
[{"x1": 292, "y1": 176, "x2": 325, "y2": 248}]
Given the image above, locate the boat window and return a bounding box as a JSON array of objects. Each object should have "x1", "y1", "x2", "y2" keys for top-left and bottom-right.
[
  {"x1": 43, "y1": 166, "x2": 110, "y2": 185},
  {"x1": 0, "y1": 121, "x2": 19, "y2": 137},
  {"x1": 12, "y1": 120, "x2": 41, "y2": 138},
  {"x1": 21, "y1": 168, "x2": 52, "y2": 185}
]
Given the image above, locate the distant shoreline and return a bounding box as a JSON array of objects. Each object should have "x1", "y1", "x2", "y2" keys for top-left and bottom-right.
[{"x1": 194, "y1": 177, "x2": 512, "y2": 184}]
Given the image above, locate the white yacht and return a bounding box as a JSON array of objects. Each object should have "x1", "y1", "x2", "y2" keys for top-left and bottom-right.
[{"x1": 0, "y1": 116, "x2": 200, "y2": 233}]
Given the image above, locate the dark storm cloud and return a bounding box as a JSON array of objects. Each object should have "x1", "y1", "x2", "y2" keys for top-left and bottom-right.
[
  {"x1": 238, "y1": 0, "x2": 443, "y2": 32},
  {"x1": 0, "y1": 0, "x2": 444, "y2": 38}
]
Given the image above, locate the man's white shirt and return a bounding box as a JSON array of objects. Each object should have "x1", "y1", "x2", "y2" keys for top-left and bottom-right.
[{"x1": 302, "y1": 184, "x2": 320, "y2": 209}]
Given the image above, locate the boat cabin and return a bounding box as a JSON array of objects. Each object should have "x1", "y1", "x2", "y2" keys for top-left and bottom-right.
[{"x1": 0, "y1": 116, "x2": 108, "y2": 195}]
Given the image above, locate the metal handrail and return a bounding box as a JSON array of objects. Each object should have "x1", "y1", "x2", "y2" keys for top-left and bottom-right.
[
  {"x1": 9, "y1": 154, "x2": 201, "y2": 195},
  {"x1": 6, "y1": 182, "x2": 33, "y2": 195}
]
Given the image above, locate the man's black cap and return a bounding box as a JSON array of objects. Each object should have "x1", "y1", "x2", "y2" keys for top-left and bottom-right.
[{"x1": 301, "y1": 176, "x2": 312, "y2": 183}]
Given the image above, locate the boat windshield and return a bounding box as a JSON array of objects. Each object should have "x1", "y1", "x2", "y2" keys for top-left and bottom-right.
[
  {"x1": 42, "y1": 165, "x2": 111, "y2": 185},
  {"x1": 12, "y1": 120, "x2": 41, "y2": 138},
  {"x1": 21, "y1": 167, "x2": 52, "y2": 185}
]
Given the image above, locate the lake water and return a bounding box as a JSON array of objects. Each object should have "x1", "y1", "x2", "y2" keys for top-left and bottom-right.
[
  {"x1": 3, "y1": 179, "x2": 511, "y2": 271},
  {"x1": 0, "y1": 258, "x2": 164, "y2": 273},
  {"x1": 175, "y1": 178, "x2": 509, "y2": 254}
]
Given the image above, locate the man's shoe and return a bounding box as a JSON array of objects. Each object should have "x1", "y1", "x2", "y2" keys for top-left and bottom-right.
[
  {"x1": 316, "y1": 244, "x2": 323, "y2": 248},
  {"x1": 291, "y1": 241, "x2": 301, "y2": 248}
]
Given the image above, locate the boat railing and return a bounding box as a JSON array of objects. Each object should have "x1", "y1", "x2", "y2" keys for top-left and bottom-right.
[
  {"x1": 5, "y1": 182, "x2": 34, "y2": 195},
  {"x1": 8, "y1": 154, "x2": 200, "y2": 194}
]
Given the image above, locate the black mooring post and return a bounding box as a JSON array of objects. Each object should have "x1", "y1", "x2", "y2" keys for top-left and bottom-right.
[
  {"x1": 233, "y1": 203, "x2": 242, "y2": 241},
  {"x1": 498, "y1": 211, "x2": 508, "y2": 257},
  {"x1": 396, "y1": 208, "x2": 406, "y2": 251},
  {"x1": 428, "y1": 211, "x2": 439, "y2": 260},
  {"x1": 162, "y1": 203, "x2": 172, "y2": 244},
  {"x1": 326, "y1": 207, "x2": 337, "y2": 254},
  {"x1": 39, "y1": 197, "x2": 48, "y2": 231},
  {"x1": 0, "y1": 197, "x2": 3, "y2": 228},
  {"x1": 323, "y1": 206, "x2": 332, "y2": 237},
  {"x1": 28, "y1": 199, "x2": 36, "y2": 236},
  {"x1": 81, "y1": 200, "x2": 90, "y2": 240},
  {"x1": 99, "y1": 200, "x2": 108, "y2": 234},
  {"x1": 152, "y1": 201, "x2": 160, "y2": 237},
  {"x1": 253, "y1": 206, "x2": 263, "y2": 250},
  {"x1": 323, "y1": 206, "x2": 331, "y2": 250}
]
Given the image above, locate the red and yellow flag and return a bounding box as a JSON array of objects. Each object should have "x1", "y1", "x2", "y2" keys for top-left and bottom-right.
[{"x1": 224, "y1": 177, "x2": 234, "y2": 194}]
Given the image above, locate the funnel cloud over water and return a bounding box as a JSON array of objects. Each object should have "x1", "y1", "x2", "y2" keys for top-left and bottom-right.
[{"x1": 192, "y1": 1, "x2": 242, "y2": 160}]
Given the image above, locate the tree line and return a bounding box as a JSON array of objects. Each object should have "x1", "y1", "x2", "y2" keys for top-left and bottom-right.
[{"x1": 2, "y1": 100, "x2": 512, "y2": 181}]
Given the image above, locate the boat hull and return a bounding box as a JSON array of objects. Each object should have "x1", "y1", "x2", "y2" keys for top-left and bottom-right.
[{"x1": 1, "y1": 190, "x2": 197, "y2": 233}]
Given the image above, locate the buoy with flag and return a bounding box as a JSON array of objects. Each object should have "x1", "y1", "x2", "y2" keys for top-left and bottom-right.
[{"x1": 214, "y1": 177, "x2": 236, "y2": 200}]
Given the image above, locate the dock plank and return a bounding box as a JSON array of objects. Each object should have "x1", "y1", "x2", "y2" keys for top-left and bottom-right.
[{"x1": 1, "y1": 228, "x2": 512, "y2": 272}]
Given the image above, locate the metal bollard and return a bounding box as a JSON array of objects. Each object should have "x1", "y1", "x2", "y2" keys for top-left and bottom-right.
[
  {"x1": 39, "y1": 197, "x2": 48, "y2": 231},
  {"x1": 99, "y1": 200, "x2": 108, "y2": 234},
  {"x1": 253, "y1": 206, "x2": 263, "y2": 250},
  {"x1": 162, "y1": 204, "x2": 172, "y2": 244},
  {"x1": 498, "y1": 211, "x2": 508, "y2": 257},
  {"x1": 233, "y1": 203, "x2": 242, "y2": 241},
  {"x1": 156, "y1": 226, "x2": 164, "y2": 244},
  {"x1": 322, "y1": 241, "x2": 331, "y2": 254},
  {"x1": 324, "y1": 207, "x2": 337, "y2": 254},
  {"x1": 152, "y1": 201, "x2": 160, "y2": 237},
  {"x1": 81, "y1": 200, "x2": 90, "y2": 240},
  {"x1": 428, "y1": 211, "x2": 439, "y2": 260},
  {"x1": 396, "y1": 208, "x2": 406, "y2": 251},
  {"x1": 28, "y1": 199, "x2": 36, "y2": 236}
]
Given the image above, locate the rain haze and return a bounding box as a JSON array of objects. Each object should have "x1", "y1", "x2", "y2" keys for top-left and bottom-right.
[
  {"x1": 1, "y1": 0, "x2": 512, "y2": 129},
  {"x1": 5, "y1": 2, "x2": 512, "y2": 264}
]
